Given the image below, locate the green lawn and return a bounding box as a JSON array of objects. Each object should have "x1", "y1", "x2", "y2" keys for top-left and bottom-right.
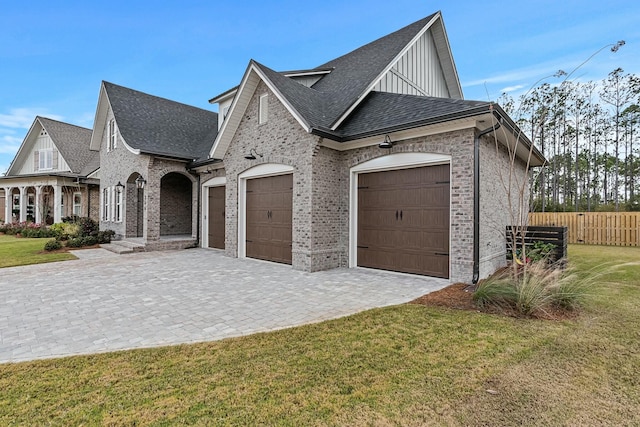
[
  {"x1": 0, "y1": 234, "x2": 76, "y2": 268},
  {"x1": 0, "y1": 245, "x2": 639, "y2": 425}
]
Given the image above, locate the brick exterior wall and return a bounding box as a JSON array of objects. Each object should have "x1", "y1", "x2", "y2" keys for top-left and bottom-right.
[
  {"x1": 159, "y1": 172, "x2": 193, "y2": 235},
  {"x1": 479, "y1": 135, "x2": 529, "y2": 279},
  {"x1": 99, "y1": 107, "x2": 197, "y2": 241},
  {"x1": 203, "y1": 81, "x2": 524, "y2": 283},
  {"x1": 220, "y1": 81, "x2": 321, "y2": 271},
  {"x1": 339, "y1": 129, "x2": 476, "y2": 283}
]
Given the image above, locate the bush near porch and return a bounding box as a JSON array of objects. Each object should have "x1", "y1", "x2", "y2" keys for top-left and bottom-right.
[{"x1": 0, "y1": 217, "x2": 115, "y2": 252}]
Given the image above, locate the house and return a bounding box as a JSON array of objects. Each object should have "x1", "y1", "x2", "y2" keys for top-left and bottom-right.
[
  {"x1": 190, "y1": 11, "x2": 544, "y2": 283},
  {"x1": 7, "y1": 11, "x2": 544, "y2": 284},
  {"x1": 0, "y1": 117, "x2": 99, "y2": 225},
  {"x1": 89, "y1": 81, "x2": 218, "y2": 250}
]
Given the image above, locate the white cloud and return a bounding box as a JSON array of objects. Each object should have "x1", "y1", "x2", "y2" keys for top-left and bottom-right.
[
  {"x1": 0, "y1": 135, "x2": 22, "y2": 154},
  {"x1": 0, "y1": 108, "x2": 63, "y2": 129},
  {"x1": 500, "y1": 84, "x2": 526, "y2": 94}
]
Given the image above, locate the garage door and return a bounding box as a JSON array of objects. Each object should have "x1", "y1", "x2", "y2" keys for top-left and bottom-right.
[
  {"x1": 246, "y1": 174, "x2": 293, "y2": 264},
  {"x1": 208, "y1": 186, "x2": 225, "y2": 249},
  {"x1": 357, "y1": 164, "x2": 450, "y2": 278}
]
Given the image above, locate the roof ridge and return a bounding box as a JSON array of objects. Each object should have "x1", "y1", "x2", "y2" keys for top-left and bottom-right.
[
  {"x1": 37, "y1": 116, "x2": 92, "y2": 131},
  {"x1": 102, "y1": 81, "x2": 216, "y2": 116}
]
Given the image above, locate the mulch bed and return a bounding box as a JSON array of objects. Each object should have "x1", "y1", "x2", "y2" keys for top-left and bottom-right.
[
  {"x1": 37, "y1": 244, "x2": 102, "y2": 255},
  {"x1": 410, "y1": 282, "x2": 578, "y2": 320}
]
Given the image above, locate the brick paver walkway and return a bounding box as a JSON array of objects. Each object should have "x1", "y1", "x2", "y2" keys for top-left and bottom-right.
[{"x1": 0, "y1": 248, "x2": 448, "y2": 364}]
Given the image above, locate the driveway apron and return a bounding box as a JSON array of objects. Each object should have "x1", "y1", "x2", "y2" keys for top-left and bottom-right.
[{"x1": 0, "y1": 248, "x2": 448, "y2": 364}]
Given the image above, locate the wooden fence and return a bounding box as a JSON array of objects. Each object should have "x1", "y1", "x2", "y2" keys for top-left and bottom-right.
[
  {"x1": 528, "y1": 212, "x2": 640, "y2": 246},
  {"x1": 506, "y1": 225, "x2": 568, "y2": 263}
]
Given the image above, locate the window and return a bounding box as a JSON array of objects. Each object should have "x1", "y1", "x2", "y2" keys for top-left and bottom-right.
[
  {"x1": 73, "y1": 192, "x2": 82, "y2": 216},
  {"x1": 259, "y1": 94, "x2": 268, "y2": 124},
  {"x1": 39, "y1": 149, "x2": 53, "y2": 170},
  {"x1": 102, "y1": 187, "x2": 110, "y2": 221},
  {"x1": 114, "y1": 186, "x2": 123, "y2": 222},
  {"x1": 108, "y1": 119, "x2": 117, "y2": 151}
]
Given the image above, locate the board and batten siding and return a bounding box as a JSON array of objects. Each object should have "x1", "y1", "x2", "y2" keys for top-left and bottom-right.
[
  {"x1": 18, "y1": 132, "x2": 70, "y2": 175},
  {"x1": 373, "y1": 29, "x2": 449, "y2": 98}
]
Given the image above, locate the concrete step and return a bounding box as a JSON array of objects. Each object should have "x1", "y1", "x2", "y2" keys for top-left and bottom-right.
[{"x1": 100, "y1": 240, "x2": 146, "y2": 254}]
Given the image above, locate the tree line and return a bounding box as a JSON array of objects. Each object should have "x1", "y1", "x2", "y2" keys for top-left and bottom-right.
[{"x1": 499, "y1": 68, "x2": 640, "y2": 212}]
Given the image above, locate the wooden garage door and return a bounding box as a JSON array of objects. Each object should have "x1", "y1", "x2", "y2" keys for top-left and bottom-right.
[
  {"x1": 208, "y1": 186, "x2": 225, "y2": 249},
  {"x1": 246, "y1": 174, "x2": 293, "y2": 264},
  {"x1": 357, "y1": 164, "x2": 450, "y2": 278}
]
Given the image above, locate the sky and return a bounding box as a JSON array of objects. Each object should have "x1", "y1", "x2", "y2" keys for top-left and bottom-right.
[{"x1": 1, "y1": 0, "x2": 638, "y2": 174}]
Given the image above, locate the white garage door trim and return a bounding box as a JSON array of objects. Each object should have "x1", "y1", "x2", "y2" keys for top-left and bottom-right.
[
  {"x1": 238, "y1": 163, "x2": 294, "y2": 259},
  {"x1": 349, "y1": 152, "x2": 452, "y2": 270},
  {"x1": 201, "y1": 176, "x2": 227, "y2": 248}
]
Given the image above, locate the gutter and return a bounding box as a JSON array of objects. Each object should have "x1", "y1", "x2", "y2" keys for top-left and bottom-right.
[{"x1": 472, "y1": 121, "x2": 501, "y2": 285}]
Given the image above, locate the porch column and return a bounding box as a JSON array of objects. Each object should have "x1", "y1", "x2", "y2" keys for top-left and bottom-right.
[
  {"x1": 35, "y1": 185, "x2": 43, "y2": 224},
  {"x1": 3, "y1": 187, "x2": 11, "y2": 224},
  {"x1": 19, "y1": 186, "x2": 27, "y2": 223},
  {"x1": 53, "y1": 185, "x2": 62, "y2": 223}
]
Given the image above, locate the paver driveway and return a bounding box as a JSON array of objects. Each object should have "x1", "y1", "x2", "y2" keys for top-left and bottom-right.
[{"x1": 0, "y1": 248, "x2": 448, "y2": 364}]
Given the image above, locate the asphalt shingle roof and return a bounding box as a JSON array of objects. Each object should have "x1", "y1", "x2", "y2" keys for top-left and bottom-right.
[
  {"x1": 336, "y1": 92, "x2": 490, "y2": 139},
  {"x1": 104, "y1": 81, "x2": 218, "y2": 161},
  {"x1": 38, "y1": 117, "x2": 98, "y2": 174},
  {"x1": 310, "y1": 12, "x2": 438, "y2": 128}
]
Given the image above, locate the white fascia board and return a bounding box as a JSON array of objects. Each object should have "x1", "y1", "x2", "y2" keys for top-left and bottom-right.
[
  {"x1": 330, "y1": 12, "x2": 441, "y2": 131},
  {"x1": 283, "y1": 69, "x2": 332, "y2": 78},
  {"x1": 431, "y1": 16, "x2": 463, "y2": 99},
  {"x1": 210, "y1": 63, "x2": 311, "y2": 160},
  {"x1": 89, "y1": 84, "x2": 109, "y2": 151},
  {"x1": 6, "y1": 118, "x2": 40, "y2": 176},
  {"x1": 209, "y1": 88, "x2": 238, "y2": 104}
]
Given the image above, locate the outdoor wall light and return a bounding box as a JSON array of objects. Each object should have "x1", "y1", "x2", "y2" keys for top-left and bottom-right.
[
  {"x1": 244, "y1": 148, "x2": 264, "y2": 160},
  {"x1": 135, "y1": 175, "x2": 146, "y2": 189},
  {"x1": 378, "y1": 135, "x2": 394, "y2": 149},
  {"x1": 116, "y1": 181, "x2": 125, "y2": 189}
]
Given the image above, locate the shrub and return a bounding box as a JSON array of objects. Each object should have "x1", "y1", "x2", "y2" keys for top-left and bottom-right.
[
  {"x1": 82, "y1": 236, "x2": 98, "y2": 246},
  {"x1": 473, "y1": 261, "x2": 591, "y2": 317},
  {"x1": 97, "y1": 230, "x2": 115, "y2": 244},
  {"x1": 66, "y1": 237, "x2": 84, "y2": 248},
  {"x1": 44, "y1": 239, "x2": 63, "y2": 251}
]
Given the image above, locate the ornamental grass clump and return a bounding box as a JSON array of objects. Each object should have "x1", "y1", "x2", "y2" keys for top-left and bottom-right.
[{"x1": 473, "y1": 260, "x2": 593, "y2": 318}]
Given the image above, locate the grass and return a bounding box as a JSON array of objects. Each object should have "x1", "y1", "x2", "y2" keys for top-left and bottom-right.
[
  {"x1": 0, "y1": 245, "x2": 639, "y2": 425},
  {"x1": 0, "y1": 234, "x2": 76, "y2": 268}
]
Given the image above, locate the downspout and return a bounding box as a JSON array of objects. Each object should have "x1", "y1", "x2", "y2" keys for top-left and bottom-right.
[
  {"x1": 472, "y1": 122, "x2": 501, "y2": 285},
  {"x1": 195, "y1": 173, "x2": 201, "y2": 247}
]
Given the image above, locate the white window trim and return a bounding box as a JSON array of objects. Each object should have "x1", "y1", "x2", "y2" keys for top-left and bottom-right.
[
  {"x1": 258, "y1": 94, "x2": 268, "y2": 124},
  {"x1": 108, "y1": 119, "x2": 117, "y2": 151},
  {"x1": 237, "y1": 164, "x2": 294, "y2": 259},
  {"x1": 102, "y1": 187, "x2": 111, "y2": 221},
  {"x1": 73, "y1": 192, "x2": 82, "y2": 216},
  {"x1": 115, "y1": 186, "x2": 123, "y2": 223},
  {"x1": 39, "y1": 149, "x2": 53, "y2": 170},
  {"x1": 348, "y1": 152, "x2": 452, "y2": 271},
  {"x1": 201, "y1": 176, "x2": 227, "y2": 248}
]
